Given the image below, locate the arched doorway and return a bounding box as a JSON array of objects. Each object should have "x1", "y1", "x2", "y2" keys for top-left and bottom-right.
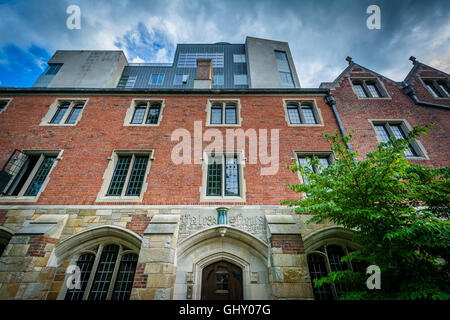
[{"x1": 201, "y1": 260, "x2": 243, "y2": 300}]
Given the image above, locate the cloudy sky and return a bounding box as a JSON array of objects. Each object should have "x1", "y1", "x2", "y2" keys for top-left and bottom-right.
[{"x1": 0, "y1": 0, "x2": 448, "y2": 87}]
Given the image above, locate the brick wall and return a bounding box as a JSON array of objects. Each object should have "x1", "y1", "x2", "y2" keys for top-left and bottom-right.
[
  {"x1": 270, "y1": 234, "x2": 305, "y2": 254},
  {"x1": 26, "y1": 236, "x2": 57, "y2": 257}
]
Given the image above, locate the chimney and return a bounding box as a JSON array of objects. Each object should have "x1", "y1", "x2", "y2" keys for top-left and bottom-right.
[{"x1": 194, "y1": 59, "x2": 213, "y2": 88}]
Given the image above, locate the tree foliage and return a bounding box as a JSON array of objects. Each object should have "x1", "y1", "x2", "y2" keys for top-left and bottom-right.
[{"x1": 282, "y1": 123, "x2": 449, "y2": 299}]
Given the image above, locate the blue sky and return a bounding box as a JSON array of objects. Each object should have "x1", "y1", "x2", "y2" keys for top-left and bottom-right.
[{"x1": 0, "y1": 0, "x2": 448, "y2": 87}]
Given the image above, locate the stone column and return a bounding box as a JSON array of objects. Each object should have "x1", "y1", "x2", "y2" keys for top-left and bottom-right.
[
  {"x1": 266, "y1": 215, "x2": 314, "y2": 300},
  {"x1": 130, "y1": 214, "x2": 179, "y2": 300}
]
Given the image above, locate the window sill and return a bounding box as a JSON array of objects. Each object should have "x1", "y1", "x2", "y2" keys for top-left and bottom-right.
[
  {"x1": 40, "y1": 123, "x2": 78, "y2": 127},
  {"x1": 200, "y1": 196, "x2": 246, "y2": 203},
  {"x1": 0, "y1": 196, "x2": 39, "y2": 203},
  {"x1": 96, "y1": 196, "x2": 143, "y2": 203},
  {"x1": 287, "y1": 123, "x2": 323, "y2": 127},
  {"x1": 356, "y1": 97, "x2": 391, "y2": 100},
  {"x1": 405, "y1": 156, "x2": 429, "y2": 161},
  {"x1": 206, "y1": 123, "x2": 241, "y2": 127},
  {"x1": 123, "y1": 123, "x2": 161, "y2": 127}
]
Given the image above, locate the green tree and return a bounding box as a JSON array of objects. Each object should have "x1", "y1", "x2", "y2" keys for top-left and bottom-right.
[{"x1": 282, "y1": 123, "x2": 449, "y2": 299}]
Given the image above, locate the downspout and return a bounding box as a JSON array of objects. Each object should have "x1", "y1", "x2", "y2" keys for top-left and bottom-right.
[
  {"x1": 324, "y1": 93, "x2": 355, "y2": 155},
  {"x1": 401, "y1": 82, "x2": 450, "y2": 110}
]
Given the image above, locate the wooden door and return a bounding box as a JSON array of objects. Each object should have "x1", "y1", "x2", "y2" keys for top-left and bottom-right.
[{"x1": 201, "y1": 260, "x2": 243, "y2": 300}]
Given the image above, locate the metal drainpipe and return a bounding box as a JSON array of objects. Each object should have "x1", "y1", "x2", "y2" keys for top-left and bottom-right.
[
  {"x1": 324, "y1": 93, "x2": 354, "y2": 154},
  {"x1": 401, "y1": 81, "x2": 450, "y2": 110}
]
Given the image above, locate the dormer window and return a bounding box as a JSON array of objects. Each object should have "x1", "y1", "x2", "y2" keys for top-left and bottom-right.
[
  {"x1": 423, "y1": 79, "x2": 449, "y2": 98},
  {"x1": 351, "y1": 79, "x2": 388, "y2": 99}
]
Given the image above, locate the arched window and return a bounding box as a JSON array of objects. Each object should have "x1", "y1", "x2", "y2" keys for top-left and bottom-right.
[
  {"x1": 307, "y1": 244, "x2": 365, "y2": 300},
  {"x1": 64, "y1": 243, "x2": 138, "y2": 301}
]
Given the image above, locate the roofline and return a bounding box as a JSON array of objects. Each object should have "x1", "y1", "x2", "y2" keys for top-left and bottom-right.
[{"x1": 0, "y1": 87, "x2": 329, "y2": 95}]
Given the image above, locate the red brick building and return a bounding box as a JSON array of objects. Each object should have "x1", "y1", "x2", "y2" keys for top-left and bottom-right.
[{"x1": 0, "y1": 38, "x2": 448, "y2": 301}]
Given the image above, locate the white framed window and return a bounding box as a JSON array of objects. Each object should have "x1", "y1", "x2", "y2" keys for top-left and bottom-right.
[
  {"x1": 123, "y1": 99, "x2": 165, "y2": 126},
  {"x1": 200, "y1": 150, "x2": 246, "y2": 202},
  {"x1": 62, "y1": 242, "x2": 139, "y2": 301},
  {"x1": 233, "y1": 54, "x2": 246, "y2": 63},
  {"x1": 206, "y1": 99, "x2": 242, "y2": 126},
  {"x1": 117, "y1": 75, "x2": 136, "y2": 88},
  {"x1": 422, "y1": 78, "x2": 450, "y2": 98},
  {"x1": 370, "y1": 119, "x2": 428, "y2": 159},
  {"x1": 96, "y1": 150, "x2": 153, "y2": 202},
  {"x1": 40, "y1": 98, "x2": 88, "y2": 126},
  {"x1": 0, "y1": 98, "x2": 12, "y2": 114},
  {"x1": 350, "y1": 78, "x2": 389, "y2": 99},
  {"x1": 283, "y1": 99, "x2": 323, "y2": 126},
  {"x1": 233, "y1": 74, "x2": 248, "y2": 85},
  {"x1": 0, "y1": 149, "x2": 62, "y2": 202}
]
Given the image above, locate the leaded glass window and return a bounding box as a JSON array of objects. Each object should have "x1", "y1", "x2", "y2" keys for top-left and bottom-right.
[
  {"x1": 298, "y1": 155, "x2": 331, "y2": 184},
  {"x1": 367, "y1": 83, "x2": 381, "y2": 98},
  {"x1": 65, "y1": 253, "x2": 95, "y2": 301},
  {"x1": 24, "y1": 156, "x2": 56, "y2": 196},
  {"x1": 64, "y1": 244, "x2": 139, "y2": 301},
  {"x1": 106, "y1": 154, "x2": 150, "y2": 197},
  {"x1": 64, "y1": 104, "x2": 84, "y2": 124},
  {"x1": 287, "y1": 102, "x2": 318, "y2": 124},
  {"x1": 130, "y1": 102, "x2": 162, "y2": 125},
  {"x1": 326, "y1": 245, "x2": 349, "y2": 297},
  {"x1": 424, "y1": 81, "x2": 442, "y2": 98},
  {"x1": 206, "y1": 154, "x2": 240, "y2": 197},
  {"x1": 374, "y1": 122, "x2": 418, "y2": 157},
  {"x1": 50, "y1": 104, "x2": 69, "y2": 124},
  {"x1": 0, "y1": 101, "x2": 8, "y2": 113},
  {"x1": 307, "y1": 254, "x2": 333, "y2": 300},
  {"x1": 209, "y1": 101, "x2": 238, "y2": 125},
  {"x1": 437, "y1": 81, "x2": 450, "y2": 97},
  {"x1": 353, "y1": 83, "x2": 368, "y2": 98}
]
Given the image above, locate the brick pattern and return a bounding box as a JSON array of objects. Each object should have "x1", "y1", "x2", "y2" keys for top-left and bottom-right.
[
  {"x1": 0, "y1": 210, "x2": 7, "y2": 226},
  {"x1": 26, "y1": 235, "x2": 57, "y2": 257},
  {"x1": 270, "y1": 235, "x2": 304, "y2": 254},
  {"x1": 132, "y1": 262, "x2": 148, "y2": 289},
  {"x1": 126, "y1": 214, "x2": 152, "y2": 235}
]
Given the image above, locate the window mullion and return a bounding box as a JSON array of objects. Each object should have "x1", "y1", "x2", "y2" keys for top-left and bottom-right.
[
  {"x1": 142, "y1": 103, "x2": 151, "y2": 124},
  {"x1": 83, "y1": 245, "x2": 103, "y2": 300},
  {"x1": 324, "y1": 246, "x2": 339, "y2": 300},
  {"x1": 385, "y1": 124, "x2": 395, "y2": 141},
  {"x1": 362, "y1": 81, "x2": 372, "y2": 98},
  {"x1": 121, "y1": 155, "x2": 135, "y2": 197},
  {"x1": 106, "y1": 246, "x2": 122, "y2": 300},
  {"x1": 18, "y1": 154, "x2": 44, "y2": 197},
  {"x1": 221, "y1": 155, "x2": 225, "y2": 197},
  {"x1": 298, "y1": 105, "x2": 305, "y2": 124},
  {"x1": 221, "y1": 104, "x2": 225, "y2": 124},
  {"x1": 61, "y1": 102, "x2": 74, "y2": 124}
]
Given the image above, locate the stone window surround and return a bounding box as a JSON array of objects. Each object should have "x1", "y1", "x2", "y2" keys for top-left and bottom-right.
[
  {"x1": 0, "y1": 149, "x2": 63, "y2": 203},
  {"x1": 40, "y1": 98, "x2": 88, "y2": 126},
  {"x1": 123, "y1": 98, "x2": 165, "y2": 126},
  {"x1": 349, "y1": 77, "x2": 391, "y2": 100},
  {"x1": 292, "y1": 150, "x2": 335, "y2": 185},
  {"x1": 95, "y1": 149, "x2": 154, "y2": 203},
  {"x1": 369, "y1": 119, "x2": 429, "y2": 160},
  {"x1": 0, "y1": 98, "x2": 13, "y2": 114},
  {"x1": 58, "y1": 240, "x2": 140, "y2": 300},
  {"x1": 199, "y1": 149, "x2": 246, "y2": 203},
  {"x1": 420, "y1": 77, "x2": 450, "y2": 99},
  {"x1": 205, "y1": 99, "x2": 242, "y2": 127},
  {"x1": 282, "y1": 98, "x2": 324, "y2": 127}
]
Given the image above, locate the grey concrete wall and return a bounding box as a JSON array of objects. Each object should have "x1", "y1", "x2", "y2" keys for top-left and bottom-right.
[
  {"x1": 46, "y1": 51, "x2": 128, "y2": 88},
  {"x1": 245, "y1": 37, "x2": 301, "y2": 88}
]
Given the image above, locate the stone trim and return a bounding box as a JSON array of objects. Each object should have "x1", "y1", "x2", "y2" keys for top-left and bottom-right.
[
  {"x1": 123, "y1": 98, "x2": 165, "y2": 126},
  {"x1": 205, "y1": 98, "x2": 242, "y2": 127},
  {"x1": 349, "y1": 77, "x2": 391, "y2": 100},
  {"x1": 419, "y1": 77, "x2": 450, "y2": 99},
  {"x1": 0, "y1": 98, "x2": 13, "y2": 115}
]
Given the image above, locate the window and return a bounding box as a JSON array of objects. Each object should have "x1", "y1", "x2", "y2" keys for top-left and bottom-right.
[
  {"x1": 213, "y1": 74, "x2": 224, "y2": 86},
  {"x1": 149, "y1": 73, "x2": 164, "y2": 85},
  {"x1": 275, "y1": 51, "x2": 294, "y2": 88},
  {"x1": 174, "y1": 74, "x2": 188, "y2": 85},
  {"x1": 372, "y1": 121, "x2": 426, "y2": 158},
  {"x1": 64, "y1": 243, "x2": 138, "y2": 301},
  {"x1": 41, "y1": 100, "x2": 87, "y2": 126},
  {"x1": 0, "y1": 99, "x2": 12, "y2": 114},
  {"x1": 124, "y1": 100, "x2": 164, "y2": 126},
  {"x1": 117, "y1": 75, "x2": 137, "y2": 88},
  {"x1": 297, "y1": 153, "x2": 332, "y2": 185},
  {"x1": 106, "y1": 155, "x2": 149, "y2": 197},
  {"x1": 423, "y1": 79, "x2": 449, "y2": 98},
  {"x1": 351, "y1": 79, "x2": 387, "y2": 98},
  {"x1": 201, "y1": 151, "x2": 245, "y2": 202},
  {"x1": 96, "y1": 151, "x2": 153, "y2": 202},
  {"x1": 307, "y1": 244, "x2": 366, "y2": 300},
  {"x1": 284, "y1": 100, "x2": 322, "y2": 125},
  {"x1": 233, "y1": 74, "x2": 248, "y2": 86},
  {"x1": 206, "y1": 100, "x2": 241, "y2": 126},
  {"x1": 45, "y1": 64, "x2": 63, "y2": 75},
  {"x1": 233, "y1": 54, "x2": 246, "y2": 63},
  {"x1": 0, "y1": 150, "x2": 61, "y2": 200},
  {"x1": 177, "y1": 53, "x2": 224, "y2": 68}
]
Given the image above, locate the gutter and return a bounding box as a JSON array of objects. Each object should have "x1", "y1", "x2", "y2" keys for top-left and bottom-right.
[
  {"x1": 324, "y1": 93, "x2": 355, "y2": 155},
  {"x1": 0, "y1": 86, "x2": 329, "y2": 95},
  {"x1": 401, "y1": 82, "x2": 450, "y2": 110}
]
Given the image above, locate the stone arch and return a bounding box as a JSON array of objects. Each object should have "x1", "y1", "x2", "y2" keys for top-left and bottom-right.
[
  {"x1": 174, "y1": 225, "x2": 270, "y2": 300},
  {"x1": 51, "y1": 225, "x2": 142, "y2": 267},
  {"x1": 303, "y1": 226, "x2": 359, "y2": 254}
]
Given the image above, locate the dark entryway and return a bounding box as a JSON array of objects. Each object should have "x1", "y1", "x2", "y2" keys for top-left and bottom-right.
[{"x1": 201, "y1": 260, "x2": 243, "y2": 300}]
